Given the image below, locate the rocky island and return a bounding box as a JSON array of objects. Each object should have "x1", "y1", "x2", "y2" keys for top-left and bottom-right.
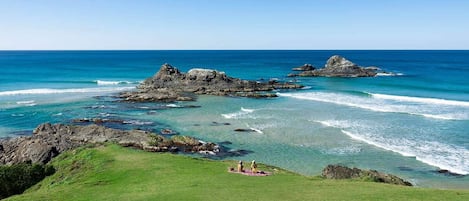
[
  {"x1": 289, "y1": 55, "x2": 380, "y2": 77},
  {"x1": 119, "y1": 63, "x2": 303, "y2": 102}
]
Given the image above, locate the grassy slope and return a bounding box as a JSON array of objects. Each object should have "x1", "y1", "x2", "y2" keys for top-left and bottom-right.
[{"x1": 5, "y1": 144, "x2": 468, "y2": 201}]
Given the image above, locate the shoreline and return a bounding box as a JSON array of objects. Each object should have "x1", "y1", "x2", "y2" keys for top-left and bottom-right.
[{"x1": 1, "y1": 52, "x2": 468, "y2": 190}]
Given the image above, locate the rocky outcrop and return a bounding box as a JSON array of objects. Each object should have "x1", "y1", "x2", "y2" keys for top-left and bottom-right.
[
  {"x1": 119, "y1": 63, "x2": 303, "y2": 102},
  {"x1": 295, "y1": 55, "x2": 378, "y2": 77},
  {"x1": 0, "y1": 123, "x2": 228, "y2": 165},
  {"x1": 292, "y1": 64, "x2": 314, "y2": 71},
  {"x1": 322, "y1": 165, "x2": 412, "y2": 186}
]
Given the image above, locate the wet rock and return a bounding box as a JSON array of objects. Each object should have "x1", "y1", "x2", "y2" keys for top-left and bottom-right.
[
  {"x1": 322, "y1": 165, "x2": 412, "y2": 186},
  {"x1": 298, "y1": 55, "x2": 379, "y2": 77},
  {"x1": 234, "y1": 128, "x2": 256, "y2": 132},
  {"x1": 292, "y1": 64, "x2": 314, "y2": 71},
  {"x1": 210, "y1": 122, "x2": 231, "y2": 126},
  {"x1": 435, "y1": 169, "x2": 464, "y2": 177},
  {"x1": 72, "y1": 118, "x2": 125, "y2": 124},
  {"x1": 120, "y1": 63, "x2": 303, "y2": 102},
  {"x1": 160, "y1": 128, "x2": 177, "y2": 135}
]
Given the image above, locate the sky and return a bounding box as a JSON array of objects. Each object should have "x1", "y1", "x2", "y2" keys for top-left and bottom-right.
[{"x1": 0, "y1": 0, "x2": 468, "y2": 50}]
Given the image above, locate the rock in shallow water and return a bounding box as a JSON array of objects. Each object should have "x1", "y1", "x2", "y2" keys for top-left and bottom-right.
[
  {"x1": 298, "y1": 55, "x2": 379, "y2": 77},
  {"x1": 120, "y1": 63, "x2": 303, "y2": 102}
]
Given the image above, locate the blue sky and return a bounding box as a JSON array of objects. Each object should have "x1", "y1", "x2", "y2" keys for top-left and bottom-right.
[{"x1": 0, "y1": 0, "x2": 468, "y2": 50}]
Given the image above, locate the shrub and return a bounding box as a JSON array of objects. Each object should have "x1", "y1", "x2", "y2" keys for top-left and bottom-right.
[{"x1": 0, "y1": 163, "x2": 55, "y2": 199}]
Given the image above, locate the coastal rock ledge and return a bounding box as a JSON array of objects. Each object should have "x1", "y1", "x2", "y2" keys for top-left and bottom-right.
[
  {"x1": 322, "y1": 165, "x2": 413, "y2": 186},
  {"x1": 0, "y1": 123, "x2": 224, "y2": 165},
  {"x1": 119, "y1": 63, "x2": 303, "y2": 102},
  {"x1": 292, "y1": 55, "x2": 379, "y2": 77}
]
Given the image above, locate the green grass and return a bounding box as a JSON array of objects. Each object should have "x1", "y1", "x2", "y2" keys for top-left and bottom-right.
[{"x1": 5, "y1": 144, "x2": 469, "y2": 201}]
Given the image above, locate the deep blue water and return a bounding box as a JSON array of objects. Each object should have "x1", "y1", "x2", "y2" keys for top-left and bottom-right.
[{"x1": 1, "y1": 50, "x2": 468, "y2": 188}]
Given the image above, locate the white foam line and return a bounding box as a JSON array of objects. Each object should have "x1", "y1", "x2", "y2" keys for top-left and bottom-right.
[
  {"x1": 16, "y1": 100, "x2": 35, "y2": 104},
  {"x1": 370, "y1": 93, "x2": 469, "y2": 107},
  {"x1": 222, "y1": 107, "x2": 256, "y2": 119},
  {"x1": 245, "y1": 123, "x2": 264, "y2": 134},
  {"x1": 316, "y1": 120, "x2": 468, "y2": 175},
  {"x1": 95, "y1": 80, "x2": 139, "y2": 85},
  {"x1": 0, "y1": 87, "x2": 135, "y2": 96},
  {"x1": 279, "y1": 92, "x2": 467, "y2": 120},
  {"x1": 241, "y1": 107, "x2": 255, "y2": 113}
]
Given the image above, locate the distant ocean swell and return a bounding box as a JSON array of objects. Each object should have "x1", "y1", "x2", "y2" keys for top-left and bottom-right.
[
  {"x1": 0, "y1": 87, "x2": 135, "y2": 96},
  {"x1": 94, "y1": 80, "x2": 141, "y2": 85},
  {"x1": 316, "y1": 120, "x2": 469, "y2": 175},
  {"x1": 278, "y1": 92, "x2": 469, "y2": 120}
]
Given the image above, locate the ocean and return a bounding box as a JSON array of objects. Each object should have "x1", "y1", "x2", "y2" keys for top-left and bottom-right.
[{"x1": 1, "y1": 50, "x2": 468, "y2": 189}]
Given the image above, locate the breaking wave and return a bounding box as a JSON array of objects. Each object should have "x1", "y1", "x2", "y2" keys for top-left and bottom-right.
[
  {"x1": 316, "y1": 120, "x2": 469, "y2": 175},
  {"x1": 221, "y1": 107, "x2": 256, "y2": 119},
  {"x1": 369, "y1": 93, "x2": 469, "y2": 107},
  {"x1": 94, "y1": 80, "x2": 139, "y2": 85},
  {"x1": 0, "y1": 87, "x2": 135, "y2": 96},
  {"x1": 278, "y1": 92, "x2": 469, "y2": 120}
]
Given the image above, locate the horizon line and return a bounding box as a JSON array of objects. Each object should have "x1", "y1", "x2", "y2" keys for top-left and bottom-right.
[{"x1": 1, "y1": 49, "x2": 469, "y2": 51}]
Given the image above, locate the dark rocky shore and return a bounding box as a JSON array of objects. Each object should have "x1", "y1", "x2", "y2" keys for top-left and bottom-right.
[
  {"x1": 119, "y1": 63, "x2": 303, "y2": 102},
  {"x1": 0, "y1": 123, "x2": 247, "y2": 165},
  {"x1": 289, "y1": 55, "x2": 380, "y2": 77},
  {"x1": 322, "y1": 165, "x2": 413, "y2": 186}
]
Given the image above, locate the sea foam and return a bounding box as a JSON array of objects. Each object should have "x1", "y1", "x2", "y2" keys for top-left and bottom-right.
[
  {"x1": 316, "y1": 120, "x2": 469, "y2": 175},
  {"x1": 279, "y1": 92, "x2": 469, "y2": 120},
  {"x1": 95, "y1": 80, "x2": 138, "y2": 85},
  {"x1": 370, "y1": 93, "x2": 469, "y2": 107},
  {"x1": 221, "y1": 107, "x2": 256, "y2": 119},
  {"x1": 0, "y1": 87, "x2": 135, "y2": 96}
]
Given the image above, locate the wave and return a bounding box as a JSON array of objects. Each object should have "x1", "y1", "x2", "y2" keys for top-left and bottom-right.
[
  {"x1": 316, "y1": 120, "x2": 469, "y2": 175},
  {"x1": 221, "y1": 107, "x2": 256, "y2": 119},
  {"x1": 369, "y1": 93, "x2": 469, "y2": 107},
  {"x1": 244, "y1": 123, "x2": 267, "y2": 134},
  {"x1": 0, "y1": 87, "x2": 135, "y2": 96},
  {"x1": 376, "y1": 72, "x2": 404, "y2": 77},
  {"x1": 166, "y1": 104, "x2": 182, "y2": 108},
  {"x1": 122, "y1": 120, "x2": 154, "y2": 125},
  {"x1": 240, "y1": 107, "x2": 255, "y2": 113},
  {"x1": 16, "y1": 100, "x2": 35, "y2": 104},
  {"x1": 94, "y1": 80, "x2": 139, "y2": 85},
  {"x1": 279, "y1": 92, "x2": 469, "y2": 120}
]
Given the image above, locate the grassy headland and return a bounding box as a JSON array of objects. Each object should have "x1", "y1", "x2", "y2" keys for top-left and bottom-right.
[{"x1": 5, "y1": 144, "x2": 468, "y2": 201}]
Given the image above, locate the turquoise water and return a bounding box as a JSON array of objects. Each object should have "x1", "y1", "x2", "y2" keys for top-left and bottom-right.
[{"x1": 1, "y1": 50, "x2": 468, "y2": 189}]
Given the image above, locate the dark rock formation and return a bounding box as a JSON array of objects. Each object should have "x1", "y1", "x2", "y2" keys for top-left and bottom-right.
[
  {"x1": 298, "y1": 55, "x2": 378, "y2": 77},
  {"x1": 322, "y1": 165, "x2": 412, "y2": 186},
  {"x1": 119, "y1": 63, "x2": 303, "y2": 102},
  {"x1": 0, "y1": 123, "x2": 229, "y2": 165},
  {"x1": 435, "y1": 169, "x2": 464, "y2": 177},
  {"x1": 292, "y1": 64, "x2": 314, "y2": 71},
  {"x1": 234, "y1": 128, "x2": 257, "y2": 132}
]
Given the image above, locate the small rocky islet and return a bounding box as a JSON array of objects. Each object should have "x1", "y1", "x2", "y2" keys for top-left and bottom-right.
[
  {"x1": 1, "y1": 55, "x2": 416, "y2": 188},
  {"x1": 288, "y1": 55, "x2": 383, "y2": 77}
]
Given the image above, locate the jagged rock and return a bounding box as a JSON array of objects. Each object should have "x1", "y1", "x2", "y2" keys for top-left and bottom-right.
[
  {"x1": 298, "y1": 55, "x2": 378, "y2": 77},
  {"x1": 0, "y1": 123, "x2": 225, "y2": 165},
  {"x1": 120, "y1": 63, "x2": 302, "y2": 102},
  {"x1": 322, "y1": 165, "x2": 412, "y2": 186},
  {"x1": 292, "y1": 64, "x2": 315, "y2": 71}
]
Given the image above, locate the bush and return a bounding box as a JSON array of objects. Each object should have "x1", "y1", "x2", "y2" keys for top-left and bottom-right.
[{"x1": 0, "y1": 163, "x2": 55, "y2": 199}]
